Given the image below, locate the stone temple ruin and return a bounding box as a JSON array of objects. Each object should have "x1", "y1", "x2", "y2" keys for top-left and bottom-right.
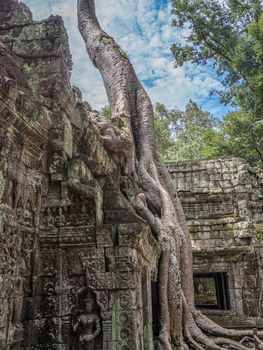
[
  {"x1": 0, "y1": 1, "x2": 262, "y2": 349},
  {"x1": 169, "y1": 160, "x2": 263, "y2": 329}
]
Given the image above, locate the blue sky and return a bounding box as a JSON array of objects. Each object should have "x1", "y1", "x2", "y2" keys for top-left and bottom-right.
[{"x1": 22, "y1": 0, "x2": 232, "y2": 117}]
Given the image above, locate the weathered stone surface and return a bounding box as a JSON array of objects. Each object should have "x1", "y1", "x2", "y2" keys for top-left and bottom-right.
[
  {"x1": 169, "y1": 159, "x2": 263, "y2": 328},
  {"x1": 0, "y1": 2, "x2": 160, "y2": 349},
  {"x1": 1, "y1": 1, "x2": 263, "y2": 349}
]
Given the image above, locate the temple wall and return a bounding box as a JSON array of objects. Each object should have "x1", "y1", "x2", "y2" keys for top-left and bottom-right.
[
  {"x1": 169, "y1": 159, "x2": 263, "y2": 328},
  {"x1": 0, "y1": 3, "x2": 160, "y2": 349},
  {"x1": 1, "y1": 2, "x2": 263, "y2": 350}
]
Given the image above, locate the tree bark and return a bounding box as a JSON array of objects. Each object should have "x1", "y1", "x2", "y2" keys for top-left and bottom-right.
[{"x1": 77, "y1": 1, "x2": 263, "y2": 349}]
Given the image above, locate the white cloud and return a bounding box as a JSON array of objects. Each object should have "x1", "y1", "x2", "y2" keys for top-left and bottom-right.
[{"x1": 21, "y1": 0, "x2": 226, "y2": 116}]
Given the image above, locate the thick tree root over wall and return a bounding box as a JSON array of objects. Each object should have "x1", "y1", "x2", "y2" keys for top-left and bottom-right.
[{"x1": 77, "y1": 1, "x2": 263, "y2": 349}]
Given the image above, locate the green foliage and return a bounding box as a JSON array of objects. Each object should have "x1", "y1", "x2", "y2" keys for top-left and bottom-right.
[
  {"x1": 206, "y1": 110, "x2": 263, "y2": 166},
  {"x1": 154, "y1": 103, "x2": 174, "y2": 157},
  {"x1": 121, "y1": 50, "x2": 129, "y2": 60},
  {"x1": 101, "y1": 104, "x2": 262, "y2": 166},
  {"x1": 155, "y1": 101, "x2": 263, "y2": 166},
  {"x1": 154, "y1": 100, "x2": 221, "y2": 162},
  {"x1": 100, "y1": 105, "x2": 112, "y2": 119},
  {"x1": 169, "y1": 1, "x2": 263, "y2": 166},
  {"x1": 171, "y1": 0, "x2": 263, "y2": 116}
]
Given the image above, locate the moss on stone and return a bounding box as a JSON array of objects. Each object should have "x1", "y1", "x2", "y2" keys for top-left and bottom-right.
[
  {"x1": 194, "y1": 245, "x2": 252, "y2": 260},
  {"x1": 0, "y1": 171, "x2": 5, "y2": 200},
  {"x1": 255, "y1": 223, "x2": 263, "y2": 241},
  {"x1": 63, "y1": 118, "x2": 73, "y2": 158},
  {"x1": 111, "y1": 298, "x2": 124, "y2": 350},
  {"x1": 121, "y1": 50, "x2": 129, "y2": 60},
  {"x1": 22, "y1": 63, "x2": 40, "y2": 93},
  {"x1": 0, "y1": 210, "x2": 6, "y2": 238},
  {"x1": 143, "y1": 323, "x2": 154, "y2": 350},
  {"x1": 68, "y1": 160, "x2": 92, "y2": 180},
  {"x1": 19, "y1": 23, "x2": 44, "y2": 41}
]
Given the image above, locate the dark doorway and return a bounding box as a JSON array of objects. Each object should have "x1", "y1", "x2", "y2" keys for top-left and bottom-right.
[{"x1": 194, "y1": 272, "x2": 230, "y2": 310}]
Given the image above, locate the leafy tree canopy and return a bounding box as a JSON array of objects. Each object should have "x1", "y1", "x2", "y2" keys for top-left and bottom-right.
[
  {"x1": 154, "y1": 101, "x2": 263, "y2": 167},
  {"x1": 100, "y1": 105, "x2": 112, "y2": 119},
  {"x1": 207, "y1": 110, "x2": 263, "y2": 166},
  {"x1": 171, "y1": 0, "x2": 263, "y2": 117},
  {"x1": 154, "y1": 100, "x2": 221, "y2": 162}
]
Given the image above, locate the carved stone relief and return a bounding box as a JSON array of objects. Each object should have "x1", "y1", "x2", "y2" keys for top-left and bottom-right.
[
  {"x1": 71, "y1": 289, "x2": 102, "y2": 350},
  {"x1": 1, "y1": 1, "x2": 263, "y2": 349}
]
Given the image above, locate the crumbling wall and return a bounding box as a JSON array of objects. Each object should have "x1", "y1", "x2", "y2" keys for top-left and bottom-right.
[
  {"x1": 169, "y1": 159, "x2": 263, "y2": 328},
  {"x1": 0, "y1": 2, "x2": 160, "y2": 349}
]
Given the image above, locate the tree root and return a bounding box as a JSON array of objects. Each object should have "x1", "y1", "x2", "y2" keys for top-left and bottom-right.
[
  {"x1": 77, "y1": 2, "x2": 263, "y2": 350},
  {"x1": 183, "y1": 319, "x2": 261, "y2": 350},
  {"x1": 86, "y1": 111, "x2": 134, "y2": 175},
  {"x1": 214, "y1": 338, "x2": 253, "y2": 350},
  {"x1": 132, "y1": 191, "x2": 263, "y2": 350},
  {"x1": 194, "y1": 311, "x2": 263, "y2": 341},
  {"x1": 181, "y1": 310, "x2": 263, "y2": 350}
]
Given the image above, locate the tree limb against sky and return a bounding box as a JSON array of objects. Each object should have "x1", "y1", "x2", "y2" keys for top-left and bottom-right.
[
  {"x1": 23, "y1": 0, "x2": 229, "y2": 117},
  {"x1": 77, "y1": 0, "x2": 263, "y2": 348}
]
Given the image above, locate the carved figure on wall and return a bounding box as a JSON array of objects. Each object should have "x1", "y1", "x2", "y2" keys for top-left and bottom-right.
[
  {"x1": 2, "y1": 178, "x2": 16, "y2": 208},
  {"x1": 10, "y1": 276, "x2": 24, "y2": 327},
  {"x1": 24, "y1": 199, "x2": 34, "y2": 227},
  {"x1": 5, "y1": 275, "x2": 24, "y2": 347},
  {"x1": 0, "y1": 277, "x2": 12, "y2": 348},
  {"x1": 45, "y1": 207, "x2": 55, "y2": 227},
  {"x1": 16, "y1": 198, "x2": 24, "y2": 224},
  {"x1": 72, "y1": 291, "x2": 101, "y2": 350}
]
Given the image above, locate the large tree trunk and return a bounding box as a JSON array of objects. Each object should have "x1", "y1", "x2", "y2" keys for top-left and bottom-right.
[{"x1": 77, "y1": 1, "x2": 263, "y2": 349}]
